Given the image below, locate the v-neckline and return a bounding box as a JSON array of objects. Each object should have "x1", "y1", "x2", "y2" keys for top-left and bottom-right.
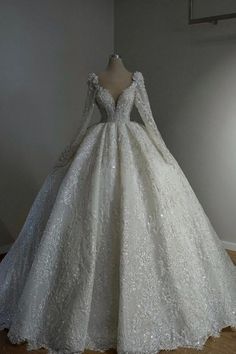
[{"x1": 94, "y1": 71, "x2": 137, "y2": 110}]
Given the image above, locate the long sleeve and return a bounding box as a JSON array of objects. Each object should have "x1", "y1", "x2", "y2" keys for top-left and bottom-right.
[
  {"x1": 53, "y1": 74, "x2": 98, "y2": 169},
  {"x1": 134, "y1": 72, "x2": 175, "y2": 166}
]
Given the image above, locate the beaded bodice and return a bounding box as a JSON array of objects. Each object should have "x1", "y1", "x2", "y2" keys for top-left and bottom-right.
[
  {"x1": 88, "y1": 71, "x2": 139, "y2": 123},
  {"x1": 54, "y1": 71, "x2": 175, "y2": 169}
]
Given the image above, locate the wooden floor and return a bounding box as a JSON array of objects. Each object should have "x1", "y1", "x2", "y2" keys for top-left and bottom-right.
[
  {"x1": 0, "y1": 250, "x2": 236, "y2": 354},
  {"x1": 227, "y1": 250, "x2": 236, "y2": 265}
]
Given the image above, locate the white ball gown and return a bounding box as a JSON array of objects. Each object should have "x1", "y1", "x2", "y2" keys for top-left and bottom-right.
[{"x1": 0, "y1": 71, "x2": 236, "y2": 354}]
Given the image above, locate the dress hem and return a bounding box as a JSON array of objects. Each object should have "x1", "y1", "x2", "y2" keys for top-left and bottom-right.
[{"x1": 1, "y1": 320, "x2": 236, "y2": 354}]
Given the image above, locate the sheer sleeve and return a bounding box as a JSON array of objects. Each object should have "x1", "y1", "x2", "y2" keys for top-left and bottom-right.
[
  {"x1": 53, "y1": 73, "x2": 98, "y2": 169},
  {"x1": 134, "y1": 72, "x2": 175, "y2": 166}
]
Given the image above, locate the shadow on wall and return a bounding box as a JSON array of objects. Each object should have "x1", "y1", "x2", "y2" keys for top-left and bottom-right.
[
  {"x1": 0, "y1": 218, "x2": 13, "y2": 252},
  {"x1": 0, "y1": 90, "x2": 55, "y2": 250}
]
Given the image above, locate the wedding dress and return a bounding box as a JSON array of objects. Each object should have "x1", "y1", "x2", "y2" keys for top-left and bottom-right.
[{"x1": 0, "y1": 71, "x2": 236, "y2": 354}]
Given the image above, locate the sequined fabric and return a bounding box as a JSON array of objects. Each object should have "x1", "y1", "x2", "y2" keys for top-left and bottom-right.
[{"x1": 0, "y1": 71, "x2": 236, "y2": 354}]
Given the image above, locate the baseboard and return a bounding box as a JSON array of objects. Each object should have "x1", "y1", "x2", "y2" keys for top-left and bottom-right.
[{"x1": 222, "y1": 240, "x2": 236, "y2": 252}]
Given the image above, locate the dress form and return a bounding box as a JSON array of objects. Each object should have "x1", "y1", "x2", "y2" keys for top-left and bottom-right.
[{"x1": 97, "y1": 53, "x2": 133, "y2": 103}]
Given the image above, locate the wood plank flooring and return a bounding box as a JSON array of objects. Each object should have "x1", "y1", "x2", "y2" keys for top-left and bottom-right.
[{"x1": 0, "y1": 249, "x2": 236, "y2": 354}]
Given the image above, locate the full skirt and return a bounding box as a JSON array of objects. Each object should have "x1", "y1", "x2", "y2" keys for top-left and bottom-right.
[{"x1": 0, "y1": 121, "x2": 236, "y2": 354}]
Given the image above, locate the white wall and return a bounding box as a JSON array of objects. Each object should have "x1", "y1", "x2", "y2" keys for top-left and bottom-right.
[
  {"x1": 115, "y1": 0, "x2": 236, "y2": 244},
  {"x1": 0, "y1": 0, "x2": 114, "y2": 246},
  {"x1": 1, "y1": 0, "x2": 236, "y2": 251}
]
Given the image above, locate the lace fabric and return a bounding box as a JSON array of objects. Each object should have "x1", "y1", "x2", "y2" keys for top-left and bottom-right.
[
  {"x1": 53, "y1": 75, "x2": 98, "y2": 168},
  {"x1": 53, "y1": 71, "x2": 175, "y2": 169},
  {"x1": 133, "y1": 73, "x2": 175, "y2": 166},
  {"x1": 0, "y1": 71, "x2": 236, "y2": 354}
]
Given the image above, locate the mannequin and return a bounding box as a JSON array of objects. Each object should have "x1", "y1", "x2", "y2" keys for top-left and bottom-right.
[{"x1": 97, "y1": 53, "x2": 133, "y2": 104}]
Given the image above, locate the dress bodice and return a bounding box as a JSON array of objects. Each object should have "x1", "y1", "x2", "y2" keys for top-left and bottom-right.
[
  {"x1": 53, "y1": 70, "x2": 175, "y2": 169},
  {"x1": 87, "y1": 71, "x2": 140, "y2": 123}
]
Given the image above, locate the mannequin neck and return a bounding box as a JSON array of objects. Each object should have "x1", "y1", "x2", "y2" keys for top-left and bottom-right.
[{"x1": 106, "y1": 56, "x2": 127, "y2": 73}]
